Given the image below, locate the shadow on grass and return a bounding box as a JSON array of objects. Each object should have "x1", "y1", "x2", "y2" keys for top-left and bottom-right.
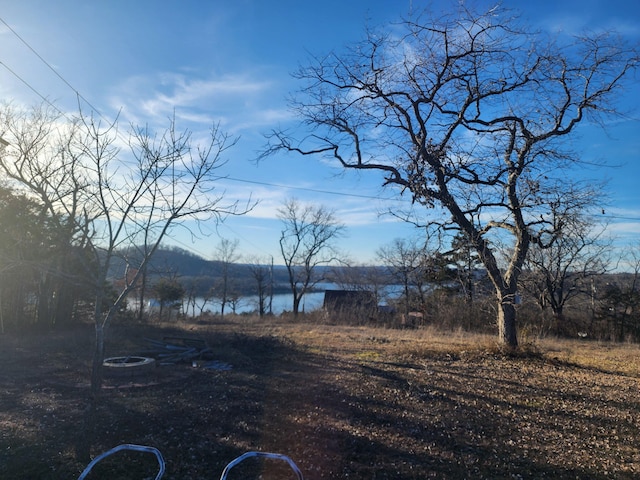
[{"x1": 1, "y1": 321, "x2": 638, "y2": 479}]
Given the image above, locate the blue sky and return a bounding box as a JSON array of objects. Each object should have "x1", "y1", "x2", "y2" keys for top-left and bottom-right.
[{"x1": 1, "y1": 0, "x2": 638, "y2": 265}]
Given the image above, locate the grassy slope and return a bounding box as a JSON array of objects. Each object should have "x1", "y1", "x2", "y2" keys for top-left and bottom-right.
[{"x1": 1, "y1": 318, "x2": 640, "y2": 479}]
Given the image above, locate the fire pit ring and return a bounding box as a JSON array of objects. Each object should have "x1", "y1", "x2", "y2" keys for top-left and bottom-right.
[{"x1": 103, "y1": 356, "x2": 156, "y2": 378}]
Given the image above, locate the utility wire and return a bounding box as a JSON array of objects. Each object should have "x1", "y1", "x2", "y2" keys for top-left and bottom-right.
[
  {"x1": 2, "y1": 16, "x2": 638, "y2": 223},
  {"x1": 226, "y1": 177, "x2": 640, "y2": 219},
  {"x1": 0, "y1": 16, "x2": 105, "y2": 121},
  {"x1": 166, "y1": 221, "x2": 275, "y2": 262},
  {"x1": 605, "y1": 215, "x2": 640, "y2": 221},
  {"x1": 0, "y1": 18, "x2": 402, "y2": 207},
  {"x1": 0, "y1": 17, "x2": 403, "y2": 206},
  {"x1": 225, "y1": 176, "x2": 405, "y2": 202},
  {"x1": 0, "y1": 61, "x2": 68, "y2": 118}
]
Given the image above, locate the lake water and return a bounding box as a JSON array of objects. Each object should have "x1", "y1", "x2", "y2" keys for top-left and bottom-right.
[
  {"x1": 183, "y1": 284, "x2": 406, "y2": 316},
  {"x1": 185, "y1": 291, "x2": 326, "y2": 316}
]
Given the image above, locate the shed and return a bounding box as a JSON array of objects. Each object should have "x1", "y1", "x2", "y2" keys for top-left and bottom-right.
[{"x1": 323, "y1": 289, "x2": 377, "y2": 320}]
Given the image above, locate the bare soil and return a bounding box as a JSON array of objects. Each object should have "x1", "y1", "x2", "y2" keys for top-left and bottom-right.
[{"x1": 1, "y1": 318, "x2": 640, "y2": 479}]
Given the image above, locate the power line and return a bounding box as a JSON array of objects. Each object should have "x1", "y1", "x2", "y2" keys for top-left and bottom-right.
[
  {"x1": 0, "y1": 61, "x2": 68, "y2": 118},
  {"x1": 2, "y1": 15, "x2": 637, "y2": 226},
  {"x1": 224, "y1": 177, "x2": 640, "y2": 222},
  {"x1": 606, "y1": 215, "x2": 640, "y2": 222},
  {"x1": 0, "y1": 16, "x2": 105, "y2": 120},
  {"x1": 0, "y1": 16, "x2": 406, "y2": 209},
  {"x1": 166, "y1": 222, "x2": 275, "y2": 261},
  {"x1": 225, "y1": 176, "x2": 405, "y2": 202},
  {"x1": 165, "y1": 235, "x2": 213, "y2": 260}
]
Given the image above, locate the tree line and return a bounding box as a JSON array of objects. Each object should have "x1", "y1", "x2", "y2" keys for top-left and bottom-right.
[
  {"x1": 1, "y1": 164, "x2": 639, "y2": 341},
  {"x1": 1, "y1": 4, "x2": 638, "y2": 350}
]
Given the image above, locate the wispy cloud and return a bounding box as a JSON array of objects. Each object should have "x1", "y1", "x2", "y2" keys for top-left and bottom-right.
[
  {"x1": 536, "y1": 10, "x2": 640, "y2": 37},
  {"x1": 108, "y1": 70, "x2": 291, "y2": 134}
]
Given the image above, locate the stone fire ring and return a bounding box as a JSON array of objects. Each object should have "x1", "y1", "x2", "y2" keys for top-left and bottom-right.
[{"x1": 103, "y1": 356, "x2": 156, "y2": 378}]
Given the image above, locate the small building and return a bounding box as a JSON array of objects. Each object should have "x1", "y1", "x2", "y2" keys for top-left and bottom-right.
[{"x1": 323, "y1": 289, "x2": 377, "y2": 322}]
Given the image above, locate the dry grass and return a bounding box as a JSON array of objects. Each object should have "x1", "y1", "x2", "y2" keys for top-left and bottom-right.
[
  {"x1": 539, "y1": 336, "x2": 640, "y2": 377},
  {"x1": 2, "y1": 317, "x2": 640, "y2": 479}
]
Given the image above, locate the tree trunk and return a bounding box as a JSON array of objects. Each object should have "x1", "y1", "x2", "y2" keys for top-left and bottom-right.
[
  {"x1": 552, "y1": 307, "x2": 565, "y2": 335},
  {"x1": 497, "y1": 300, "x2": 518, "y2": 348},
  {"x1": 77, "y1": 301, "x2": 106, "y2": 463},
  {"x1": 403, "y1": 282, "x2": 411, "y2": 317},
  {"x1": 136, "y1": 265, "x2": 147, "y2": 322},
  {"x1": 53, "y1": 283, "x2": 74, "y2": 327},
  {"x1": 292, "y1": 294, "x2": 301, "y2": 317},
  {"x1": 36, "y1": 275, "x2": 52, "y2": 329},
  {"x1": 91, "y1": 322, "x2": 105, "y2": 397},
  {"x1": 0, "y1": 291, "x2": 4, "y2": 334}
]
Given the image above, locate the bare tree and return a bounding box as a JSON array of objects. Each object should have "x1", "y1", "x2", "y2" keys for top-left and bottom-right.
[
  {"x1": 0, "y1": 104, "x2": 92, "y2": 330},
  {"x1": 446, "y1": 231, "x2": 483, "y2": 304},
  {"x1": 278, "y1": 198, "x2": 345, "y2": 317},
  {"x1": 598, "y1": 246, "x2": 640, "y2": 341},
  {"x1": 212, "y1": 237, "x2": 241, "y2": 319},
  {"x1": 153, "y1": 277, "x2": 185, "y2": 322},
  {"x1": 377, "y1": 237, "x2": 435, "y2": 318},
  {"x1": 182, "y1": 276, "x2": 200, "y2": 317},
  {"x1": 0, "y1": 184, "x2": 55, "y2": 332},
  {"x1": 247, "y1": 256, "x2": 272, "y2": 317},
  {"x1": 0, "y1": 104, "x2": 250, "y2": 458},
  {"x1": 522, "y1": 206, "x2": 612, "y2": 327},
  {"x1": 263, "y1": 5, "x2": 638, "y2": 347},
  {"x1": 329, "y1": 262, "x2": 388, "y2": 303}
]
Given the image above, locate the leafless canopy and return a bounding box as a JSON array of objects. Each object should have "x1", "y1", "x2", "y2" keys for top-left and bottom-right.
[
  {"x1": 278, "y1": 198, "x2": 345, "y2": 316},
  {"x1": 262, "y1": 5, "x2": 639, "y2": 345},
  {"x1": 0, "y1": 103, "x2": 251, "y2": 401}
]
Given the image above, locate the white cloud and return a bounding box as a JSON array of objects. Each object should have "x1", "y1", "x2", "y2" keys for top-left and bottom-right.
[
  {"x1": 107, "y1": 70, "x2": 290, "y2": 134},
  {"x1": 609, "y1": 221, "x2": 640, "y2": 235}
]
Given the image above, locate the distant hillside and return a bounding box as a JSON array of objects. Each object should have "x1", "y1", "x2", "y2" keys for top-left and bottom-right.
[
  {"x1": 108, "y1": 246, "x2": 293, "y2": 296},
  {"x1": 108, "y1": 245, "x2": 389, "y2": 297}
]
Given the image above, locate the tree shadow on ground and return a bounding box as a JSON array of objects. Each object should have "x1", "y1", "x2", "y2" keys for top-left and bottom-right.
[{"x1": 1, "y1": 322, "x2": 638, "y2": 479}]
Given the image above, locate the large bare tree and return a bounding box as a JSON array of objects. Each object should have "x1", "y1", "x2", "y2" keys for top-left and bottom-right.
[
  {"x1": 0, "y1": 104, "x2": 249, "y2": 458},
  {"x1": 263, "y1": 5, "x2": 638, "y2": 347}
]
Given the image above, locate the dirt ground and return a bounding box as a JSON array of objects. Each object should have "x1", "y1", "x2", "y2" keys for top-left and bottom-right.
[{"x1": 1, "y1": 317, "x2": 640, "y2": 479}]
